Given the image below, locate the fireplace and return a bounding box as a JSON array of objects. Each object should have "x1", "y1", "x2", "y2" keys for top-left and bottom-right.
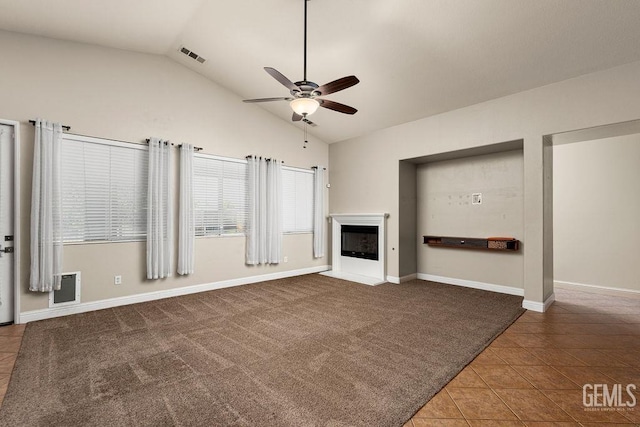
[
  {"x1": 341, "y1": 225, "x2": 379, "y2": 260},
  {"x1": 321, "y1": 213, "x2": 388, "y2": 286}
]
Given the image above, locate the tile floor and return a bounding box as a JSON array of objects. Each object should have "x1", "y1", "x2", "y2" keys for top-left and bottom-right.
[
  {"x1": 407, "y1": 285, "x2": 640, "y2": 426},
  {"x1": 0, "y1": 322, "x2": 25, "y2": 406},
  {"x1": 0, "y1": 285, "x2": 638, "y2": 426}
]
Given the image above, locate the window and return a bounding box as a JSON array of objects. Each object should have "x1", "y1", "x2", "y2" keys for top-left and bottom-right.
[
  {"x1": 61, "y1": 135, "x2": 148, "y2": 243},
  {"x1": 193, "y1": 154, "x2": 247, "y2": 236},
  {"x1": 282, "y1": 167, "x2": 313, "y2": 233},
  {"x1": 61, "y1": 138, "x2": 313, "y2": 242}
]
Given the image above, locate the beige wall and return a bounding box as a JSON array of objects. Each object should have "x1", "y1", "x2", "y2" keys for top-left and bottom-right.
[
  {"x1": 329, "y1": 59, "x2": 640, "y2": 305},
  {"x1": 0, "y1": 30, "x2": 330, "y2": 314},
  {"x1": 398, "y1": 161, "x2": 417, "y2": 278},
  {"x1": 554, "y1": 134, "x2": 640, "y2": 292},
  {"x1": 416, "y1": 150, "x2": 524, "y2": 288}
]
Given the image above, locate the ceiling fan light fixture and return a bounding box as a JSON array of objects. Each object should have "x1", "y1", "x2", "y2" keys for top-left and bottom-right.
[
  {"x1": 242, "y1": 0, "x2": 359, "y2": 125},
  {"x1": 290, "y1": 97, "x2": 320, "y2": 116}
]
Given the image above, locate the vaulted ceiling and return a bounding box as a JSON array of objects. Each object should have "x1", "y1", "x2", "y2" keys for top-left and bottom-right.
[{"x1": 2, "y1": 0, "x2": 640, "y2": 143}]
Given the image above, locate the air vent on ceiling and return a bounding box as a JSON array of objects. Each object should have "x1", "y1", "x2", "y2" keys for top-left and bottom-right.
[{"x1": 179, "y1": 46, "x2": 206, "y2": 64}]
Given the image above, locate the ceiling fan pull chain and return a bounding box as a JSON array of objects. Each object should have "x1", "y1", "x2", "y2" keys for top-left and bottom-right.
[{"x1": 304, "y1": 120, "x2": 308, "y2": 148}]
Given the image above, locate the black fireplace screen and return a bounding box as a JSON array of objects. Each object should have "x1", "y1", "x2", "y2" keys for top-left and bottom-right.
[{"x1": 341, "y1": 225, "x2": 379, "y2": 260}]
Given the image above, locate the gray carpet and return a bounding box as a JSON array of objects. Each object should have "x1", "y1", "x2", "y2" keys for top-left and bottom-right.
[{"x1": 0, "y1": 275, "x2": 524, "y2": 427}]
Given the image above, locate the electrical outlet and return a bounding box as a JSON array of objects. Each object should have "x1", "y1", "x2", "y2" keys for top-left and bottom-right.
[
  {"x1": 283, "y1": 256, "x2": 288, "y2": 263},
  {"x1": 114, "y1": 275, "x2": 122, "y2": 285}
]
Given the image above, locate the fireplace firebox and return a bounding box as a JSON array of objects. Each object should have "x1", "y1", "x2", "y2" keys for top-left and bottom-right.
[{"x1": 341, "y1": 225, "x2": 379, "y2": 260}]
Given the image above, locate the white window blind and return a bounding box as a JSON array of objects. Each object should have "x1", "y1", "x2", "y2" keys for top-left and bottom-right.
[
  {"x1": 193, "y1": 154, "x2": 247, "y2": 236},
  {"x1": 282, "y1": 167, "x2": 313, "y2": 233},
  {"x1": 61, "y1": 135, "x2": 148, "y2": 243}
]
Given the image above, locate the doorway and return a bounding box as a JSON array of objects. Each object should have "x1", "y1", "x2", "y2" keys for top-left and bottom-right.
[
  {"x1": 550, "y1": 119, "x2": 640, "y2": 296},
  {"x1": 0, "y1": 120, "x2": 20, "y2": 325}
]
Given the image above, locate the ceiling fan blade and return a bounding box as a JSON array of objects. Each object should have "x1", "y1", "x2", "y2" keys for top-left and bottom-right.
[
  {"x1": 315, "y1": 76, "x2": 359, "y2": 96},
  {"x1": 264, "y1": 67, "x2": 299, "y2": 92},
  {"x1": 292, "y1": 112, "x2": 303, "y2": 122},
  {"x1": 243, "y1": 97, "x2": 292, "y2": 103},
  {"x1": 318, "y1": 99, "x2": 358, "y2": 115}
]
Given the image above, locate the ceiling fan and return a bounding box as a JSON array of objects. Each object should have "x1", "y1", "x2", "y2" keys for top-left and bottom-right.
[{"x1": 243, "y1": 0, "x2": 359, "y2": 126}]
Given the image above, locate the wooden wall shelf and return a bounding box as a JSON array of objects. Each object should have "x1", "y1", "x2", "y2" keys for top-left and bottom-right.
[{"x1": 423, "y1": 236, "x2": 520, "y2": 251}]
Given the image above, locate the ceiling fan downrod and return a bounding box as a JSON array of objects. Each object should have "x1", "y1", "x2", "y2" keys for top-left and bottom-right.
[{"x1": 303, "y1": 0, "x2": 308, "y2": 83}]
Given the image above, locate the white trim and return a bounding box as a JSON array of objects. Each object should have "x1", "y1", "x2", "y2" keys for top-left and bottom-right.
[
  {"x1": 554, "y1": 280, "x2": 640, "y2": 295},
  {"x1": 417, "y1": 273, "x2": 524, "y2": 296},
  {"x1": 20, "y1": 265, "x2": 330, "y2": 323},
  {"x1": 523, "y1": 292, "x2": 555, "y2": 313},
  {"x1": 386, "y1": 273, "x2": 417, "y2": 284},
  {"x1": 0, "y1": 119, "x2": 20, "y2": 325},
  {"x1": 330, "y1": 213, "x2": 390, "y2": 219}
]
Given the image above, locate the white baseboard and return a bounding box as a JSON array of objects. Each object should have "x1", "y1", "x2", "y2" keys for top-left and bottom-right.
[
  {"x1": 523, "y1": 292, "x2": 555, "y2": 313},
  {"x1": 554, "y1": 280, "x2": 640, "y2": 295},
  {"x1": 386, "y1": 273, "x2": 418, "y2": 284},
  {"x1": 20, "y1": 265, "x2": 330, "y2": 324},
  {"x1": 417, "y1": 273, "x2": 525, "y2": 297}
]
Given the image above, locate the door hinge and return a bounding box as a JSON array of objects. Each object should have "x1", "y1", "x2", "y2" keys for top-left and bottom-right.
[
  {"x1": 4, "y1": 235, "x2": 13, "y2": 241},
  {"x1": 0, "y1": 245, "x2": 14, "y2": 255}
]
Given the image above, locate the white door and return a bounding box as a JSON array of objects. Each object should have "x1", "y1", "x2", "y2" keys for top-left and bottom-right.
[{"x1": 0, "y1": 123, "x2": 15, "y2": 324}]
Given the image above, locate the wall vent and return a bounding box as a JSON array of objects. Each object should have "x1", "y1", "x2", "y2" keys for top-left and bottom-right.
[
  {"x1": 49, "y1": 272, "x2": 81, "y2": 308},
  {"x1": 180, "y1": 46, "x2": 206, "y2": 64}
]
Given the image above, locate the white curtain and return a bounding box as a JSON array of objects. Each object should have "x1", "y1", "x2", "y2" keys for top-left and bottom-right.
[
  {"x1": 178, "y1": 144, "x2": 194, "y2": 275},
  {"x1": 147, "y1": 137, "x2": 173, "y2": 279},
  {"x1": 30, "y1": 119, "x2": 63, "y2": 292},
  {"x1": 246, "y1": 156, "x2": 262, "y2": 264},
  {"x1": 313, "y1": 166, "x2": 325, "y2": 258},
  {"x1": 246, "y1": 156, "x2": 282, "y2": 265},
  {"x1": 266, "y1": 159, "x2": 282, "y2": 263}
]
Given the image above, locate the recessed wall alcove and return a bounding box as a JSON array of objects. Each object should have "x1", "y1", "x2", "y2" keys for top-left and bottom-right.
[
  {"x1": 398, "y1": 140, "x2": 525, "y2": 296},
  {"x1": 396, "y1": 119, "x2": 640, "y2": 305}
]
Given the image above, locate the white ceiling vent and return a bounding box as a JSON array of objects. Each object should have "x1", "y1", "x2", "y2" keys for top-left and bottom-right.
[{"x1": 180, "y1": 46, "x2": 206, "y2": 64}]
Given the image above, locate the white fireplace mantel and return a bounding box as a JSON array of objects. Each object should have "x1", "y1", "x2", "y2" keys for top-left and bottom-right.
[{"x1": 321, "y1": 213, "x2": 389, "y2": 286}]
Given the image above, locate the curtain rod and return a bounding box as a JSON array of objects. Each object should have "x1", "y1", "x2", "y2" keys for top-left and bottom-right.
[
  {"x1": 45, "y1": 129, "x2": 148, "y2": 147},
  {"x1": 29, "y1": 120, "x2": 71, "y2": 131},
  {"x1": 245, "y1": 155, "x2": 284, "y2": 163},
  {"x1": 178, "y1": 144, "x2": 202, "y2": 151},
  {"x1": 145, "y1": 139, "x2": 202, "y2": 149},
  {"x1": 145, "y1": 138, "x2": 174, "y2": 146},
  {"x1": 30, "y1": 123, "x2": 199, "y2": 150}
]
